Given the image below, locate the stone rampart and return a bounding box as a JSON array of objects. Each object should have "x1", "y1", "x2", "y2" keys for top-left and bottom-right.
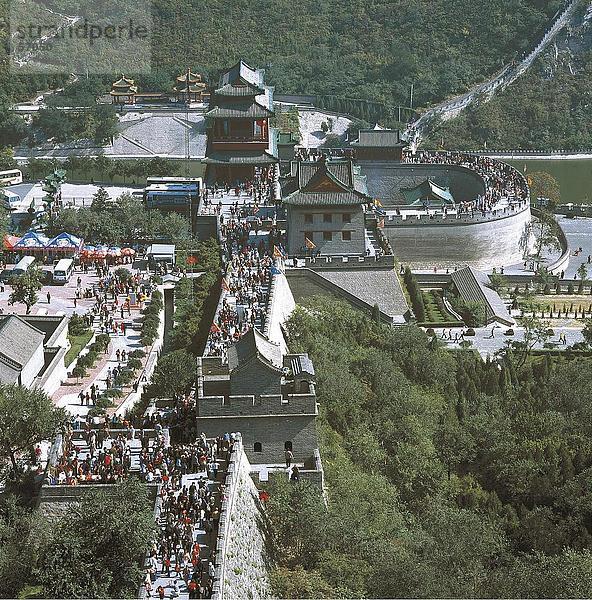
[
  {"x1": 198, "y1": 392, "x2": 318, "y2": 417},
  {"x1": 384, "y1": 204, "x2": 532, "y2": 270},
  {"x1": 288, "y1": 254, "x2": 396, "y2": 269},
  {"x1": 212, "y1": 439, "x2": 272, "y2": 600},
  {"x1": 359, "y1": 161, "x2": 486, "y2": 205}
]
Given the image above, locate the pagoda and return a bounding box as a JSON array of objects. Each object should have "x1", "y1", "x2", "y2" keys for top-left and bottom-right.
[
  {"x1": 109, "y1": 74, "x2": 138, "y2": 105},
  {"x1": 203, "y1": 60, "x2": 278, "y2": 184},
  {"x1": 173, "y1": 69, "x2": 208, "y2": 104}
]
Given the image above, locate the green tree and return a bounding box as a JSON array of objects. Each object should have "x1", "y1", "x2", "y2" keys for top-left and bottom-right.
[
  {"x1": 516, "y1": 316, "x2": 551, "y2": 366},
  {"x1": 37, "y1": 478, "x2": 156, "y2": 598},
  {"x1": 582, "y1": 319, "x2": 592, "y2": 347},
  {"x1": 0, "y1": 148, "x2": 17, "y2": 171},
  {"x1": 8, "y1": 267, "x2": 42, "y2": 314},
  {"x1": 147, "y1": 349, "x2": 195, "y2": 397},
  {"x1": 529, "y1": 171, "x2": 561, "y2": 209},
  {"x1": 530, "y1": 210, "x2": 561, "y2": 269},
  {"x1": 90, "y1": 186, "x2": 110, "y2": 212},
  {"x1": 0, "y1": 496, "x2": 39, "y2": 597},
  {"x1": 0, "y1": 385, "x2": 65, "y2": 475},
  {"x1": 577, "y1": 263, "x2": 588, "y2": 294},
  {"x1": 266, "y1": 477, "x2": 328, "y2": 570},
  {"x1": 488, "y1": 272, "x2": 508, "y2": 294}
]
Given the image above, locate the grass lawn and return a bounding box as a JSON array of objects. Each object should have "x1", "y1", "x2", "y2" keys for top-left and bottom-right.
[
  {"x1": 65, "y1": 330, "x2": 93, "y2": 367},
  {"x1": 422, "y1": 290, "x2": 459, "y2": 323}
]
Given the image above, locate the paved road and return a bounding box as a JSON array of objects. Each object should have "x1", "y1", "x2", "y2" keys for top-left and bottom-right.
[{"x1": 431, "y1": 323, "x2": 584, "y2": 358}]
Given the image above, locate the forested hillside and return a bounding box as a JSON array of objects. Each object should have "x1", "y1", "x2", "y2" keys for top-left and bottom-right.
[
  {"x1": 268, "y1": 296, "x2": 592, "y2": 598},
  {"x1": 149, "y1": 0, "x2": 561, "y2": 110},
  {"x1": 0, "y1": 0, "x2": 563, "y2": 110},
  {"x1": 429, "y1": 2, "x2": 592, "y2": 150}
]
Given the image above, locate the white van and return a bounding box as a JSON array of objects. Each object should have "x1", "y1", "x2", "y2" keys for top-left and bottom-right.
[
  {"x1": 53, "y1": 258, "x2": 74, "y2": 284},
  {"x1": 0, "y1": 190, "x2": 21, "y2": 209},
  {"x1": 12, "y1": 255, "x2": 35, "y2": 277}
]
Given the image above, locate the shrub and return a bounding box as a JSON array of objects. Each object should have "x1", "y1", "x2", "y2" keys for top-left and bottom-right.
[
  {"x1": 127, "y1": 357, "x2": 142, "y2": 370},
  {"x1": 115, "y1": 267, "x2": 133, "y2": 282},
  {"x1": 68, "y1": 314, "x2": 90, "y2": 336},
  {"x1": 426, "y1": 328, "x2": 435, "y2": 337},
  {"x1": 95, "y1": 395, "x2": 113, "y2": 409},
  {"x1": 465, "y1": 328, "x2": 476, "y2": 336},
  {"x1": 459, "y1": 340, "x2": 473, "y2": 348},
  {"x1": 129, "y1": 349, "x2": 145, "y2": 359},
  {"x1": 72, "y1": 364, "x2": 86, "y2": 379},
  {"x1": 97, "y1": 333, "x2": 110, "y2": 344},
  {"x1": 115, "y1": 369, "x2": 134, "y2": 386},
  {"x1": 504, "y1": 328, "x2": 515, "y2": 336}
]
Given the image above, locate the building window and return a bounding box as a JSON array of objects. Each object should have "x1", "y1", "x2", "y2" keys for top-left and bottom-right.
[
  {"x1": 254, "y1": 442, "x2": 263, "y2": 453},
  {"x1": 304, "y1": 231, "x2": 314, "y2": 243},
  {"x1": 323, "y1": 231, "x2": 332, "y2": 241},
  {"x1": 304, "y1": 213, "x2": 313, "y2": 224},
  {"x1": 342, "y1": 213, "x2": 351, "y2": 223},
  {"x1": 284, "y1": 441, "x2": 293, "y2": 451},
  {"x1": 323, "y1": 213, "x2": 332, "y2": 223},
  {"x1": 342, "y1": 230, "x2": 352, "y2": 241}
]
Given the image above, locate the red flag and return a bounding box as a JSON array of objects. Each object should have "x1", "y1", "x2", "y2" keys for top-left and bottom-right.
[
  {"x1": 305, "y1": 237, "x2": 316, "y2": 250},
  {"x1": 221, "y1": 278, "x2": 230, "y2": 291},
  {"x1": 273, "y1": 245, "x2": 284, "y2": 259},
  {"x1": 186, "y1": 256, "x2": 197, "y2": 265},
  {"x1": 210, "y1": 323, "x2": 221, "y2": 334}
]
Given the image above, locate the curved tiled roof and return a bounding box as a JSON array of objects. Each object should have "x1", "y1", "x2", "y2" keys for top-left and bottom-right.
[
  {"x1": 205, "y1": 101, "x2": 273, "y2": 119},
  {"x1": 228, "y1": 328, "x2": 283, "y2": 372},
  {"x1": 451, "y1": 267, "x2": 515, "y2": 326}
]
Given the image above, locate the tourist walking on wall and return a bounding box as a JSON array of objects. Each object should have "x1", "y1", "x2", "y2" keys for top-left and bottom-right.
[{"x1": 285, "y1": 448, "x2": 293, "y2": 468}]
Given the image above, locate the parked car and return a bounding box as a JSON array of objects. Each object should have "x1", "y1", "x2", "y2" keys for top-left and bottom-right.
[{"x1": 0, "y1": 269, "x2": 14, "y2": 283}]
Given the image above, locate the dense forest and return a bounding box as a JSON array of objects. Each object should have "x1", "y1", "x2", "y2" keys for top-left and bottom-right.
[
  {"x1": 1, "y1": 0, "x2": 587, "y2": 151},
  {"x1": 0, "y1": 1, "x2": 565, "y2": 125},
  {"x1": 267, "y1": 296, "x2": 592, "y2": 598},
  {"x1": 430, "y1": 47, "x2": 592, "y2": 151}
]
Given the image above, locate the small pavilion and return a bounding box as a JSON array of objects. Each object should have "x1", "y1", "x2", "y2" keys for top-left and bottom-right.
[
  {"x1": 110, "y1": 75, "x2": 138, "y2": 105},
  {"x1": 173, "y1": 69, "x2": 208, "y2": 103},
  {"x1": 401, "y1": 179, "x2": 455, "y2": 207}
]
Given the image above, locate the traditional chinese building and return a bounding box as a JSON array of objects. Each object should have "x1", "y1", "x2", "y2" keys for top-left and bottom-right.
[
  {"x1": 173, "y1": 69, "x2": 208, "y2": 104},
  {"x1": 282, "y1": 159, "x2": 370, "y2": 256},
  {"x1": 401, "y1": 178, "x2": 455, "y2": 207},
  {"x1": 109, "y1": 75, "x2": 138, "y2": 105},
  {"x1": 352, "y1": 128, "x2": 408, "y2": 161},
  {"x1": 203, "y1": 60, "x2": 278, "y2": 184}
]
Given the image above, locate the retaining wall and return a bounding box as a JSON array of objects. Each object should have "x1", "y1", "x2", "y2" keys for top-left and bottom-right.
[
  {"x1": 212, "y1": 440, "x2": 272, "y2": 600},
  {"x1": 384, "y1": 204, "x2": 532, "y2": 270}
]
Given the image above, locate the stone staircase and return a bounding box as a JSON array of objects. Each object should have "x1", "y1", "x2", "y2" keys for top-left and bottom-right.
[{"x1": 365, "y1": 228, "x2": 381, "y2": 255}]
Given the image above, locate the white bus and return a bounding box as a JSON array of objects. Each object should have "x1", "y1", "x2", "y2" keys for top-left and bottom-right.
[
  {"x1": 52, "y1": 258, "x2": 74, "y2": 284},
  {"x1": 0, "y1": 189, "x2": 21, "y2": 209},
  {"x1": 12, "y1": 255, "x2": 35, "y2": 276},
  {"x1": 0, "y1": 169, "x2": 23, "y2": 186}
]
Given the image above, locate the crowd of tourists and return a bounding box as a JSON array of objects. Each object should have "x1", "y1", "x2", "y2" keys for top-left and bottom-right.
[
  {"x1": 142, "y1": 433, "x2": 238, "y2": 599},
  {"x1": 46, "y1": 424, "x2": 131, "y2": 485},
  {"x1": 294, "y1": 146, "x2": 353, "y2": 161},
  {"x1": 402, "y1": 150, "x2": 529, "y2": 213},
  {"x1": 205, "y1": 196, "x2": 285, "y2": 358},
  {"x1": 202, "y1": 166, "x2": 277, "y2": 209}
]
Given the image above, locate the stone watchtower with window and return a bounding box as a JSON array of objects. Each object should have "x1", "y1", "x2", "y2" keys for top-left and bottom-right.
[
  {"x1": 282, "y1": 159, "x2": 370, "y2": 256},
  {"x1": 196, "y1": 329, "x2": 319, "y2": 465}
]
